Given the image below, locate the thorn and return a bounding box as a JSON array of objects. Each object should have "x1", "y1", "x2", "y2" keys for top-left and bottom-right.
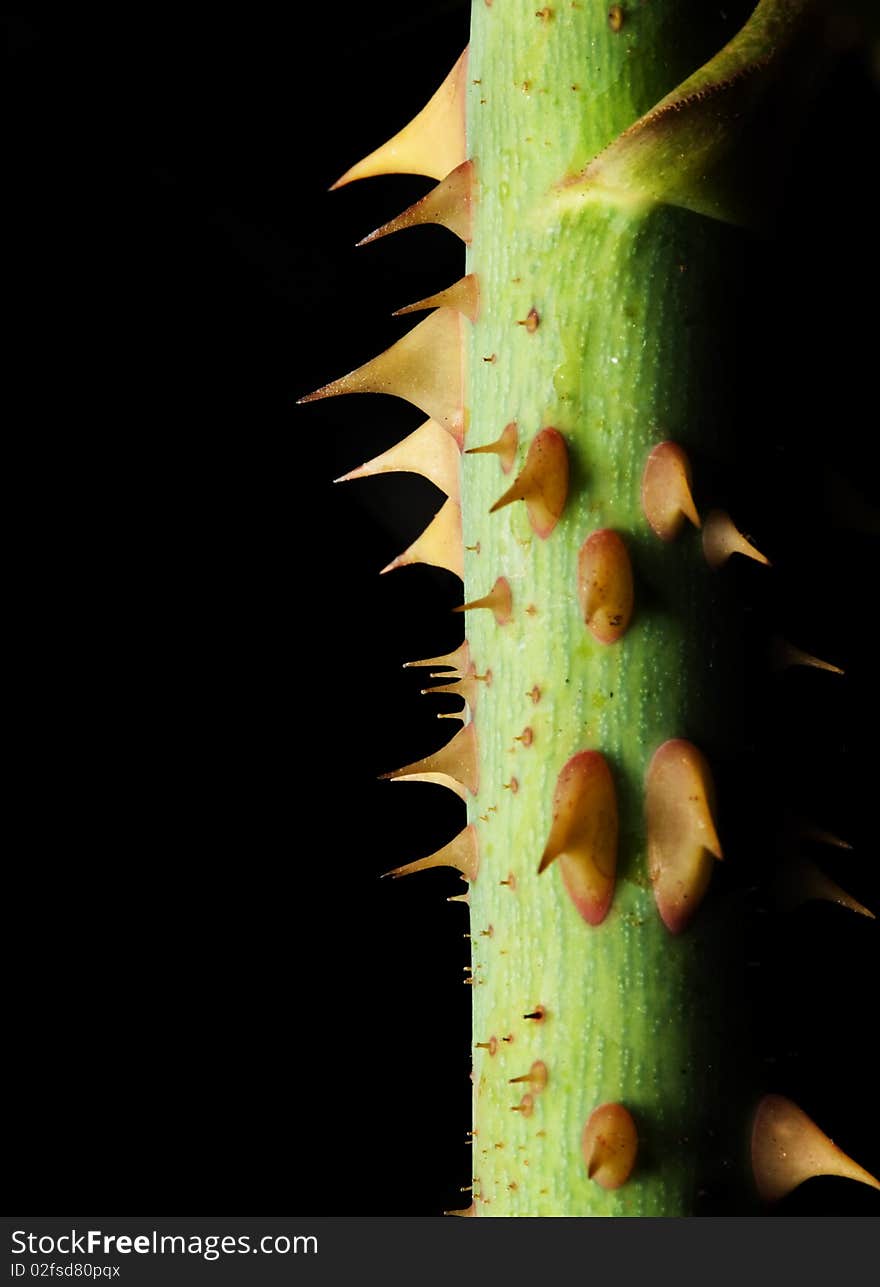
[
  {"x1": 455, "y1": 576, "x2": 512, "y2": 626},
  {"x1": 646, "y1": 739, "x2": 722, "y2": 935},
  {"x1": 641, "y1": 441, "x2": 700, "y2": 541},
  {"x1": 504, "y1": 777, "x2": 519, "y2": 794},
  {"x1": 298, "y1": 309, "x2": 466, "y2": 446},
  {"x1": 489, "y1": 427, "x2": 569, "y2": 539},
  {"x1": 751, "y1": 1095, "x2": 880, "y2": 1203},
  {"x1": 422, "y1": 674, "x2": 478, "y2": 712},
  {"x1": 500, "y1": 872, "x2": 517, "y2": 890},
  {"x1": 404, "y1": 642, "x2": 470, "y2": 677},
  {"x1": 356, "y1": 160, "x2": 475, "y2": 246},
  {"x1": 476, "y1": 1037, "x2": 498, "y2": 1056},
  {"x1": 777, "y1": 857, "x2": 874, "y2": 920},
  {"x1": 528, "y1": 685, "x2": 541, "y2": 704},
  {"x1": 513, "y1": 727, "x2": 534, "y2": 747},
  {"x1": 444, "y1": 1203, "x2": 476, "y2": 1217},
  {"x1": 380, "y1": 721, "x2": 478, "y2": 797},
  {"x1": 335, "y1": 418, "x2": 460, "y2": 498},
  {"x1": 380, "y1": 498, "x2": 463, "y2": 578},
  {"x1": 577, "y1": 530, "x2": 634, "y2": 644},
  {"x1": 384, "y1": 825, "x2": 479, "y2": 882},
  {"x1": 509, "y1": 1061, "x2": 548, "y2": 1093},
  {"x1": 447, "y1": 891, "x2": 470, "y2": 906},
  {"x1": 538, "y1": 751, "x2": 618, "y2": 926},
  {"x1": 608, "y1": 5, "x2": 625, "y2": 33},
  {"x1": 394, "y1": 274, "x2": 479, "y2": 324},
  {"x1": 770, "y1": 637, "x2": 844, "y2": 676},
  {"x1": 330, "y1": 49, "x2": 468, "y2": 188},
  {"x1": 702, "y1": 509, "x2": 770, "y2": 570},
  {"x1": 523, "y1": 1008, "x2": 545, "y2": 1021},
  {"x1": 516, "y1": 308, "x2": 540, "y2": 333},
  {"x1": 511, "y1": 1095, "x2": 534, "y2": 1117},
  {"x1": 466, "y1": 421, "x2": 519, "y2": 474},
  {"x1": 582, "y1": 1104, "x2": 638, "y2": 1190},
  {"x1": 794, "y1": 817, "x2": 852, "y2": 851}
]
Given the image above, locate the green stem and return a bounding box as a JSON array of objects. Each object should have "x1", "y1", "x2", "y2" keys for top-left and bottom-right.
[{"x1": 463, "y1": 0, "x2": 758, "y2": 1216}]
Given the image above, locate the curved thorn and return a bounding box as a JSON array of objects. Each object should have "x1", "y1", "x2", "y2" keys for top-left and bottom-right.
[
  {"x1": 646, "y1": 739, "x2": 722, "y2": 934},
  {"x1": 394, "y1": 274, "x2": 479, "y2": 323},
  {"x1": 380, "y1": 498, "x2": 463, "y2": 579},
  {"x1": 702, "y1": 509, "x2": 770, "y2": 569},
  {"x1": 357, "y1": 160, "x2": 475, "y2": 246},
  {"x1": 489, "y1": 427, "x2": 569, "y2": 539},
  {"x1": 539, "y1": 751, "x2": 617, "y2": 926},
  {"x1": 385, "y1": 825, "x2": 479, "y2": 883},
  {"x1": 466, "y1": 421, "x2": 518, "y2": 474},
  {"x1": 380, "y1": 721, "x2": 478, "y2": 797},
  {"x1": 641, "y1": 441, "x2": 701, "y2": 540},
  {"x1": 751, "y1": 1095, "x2": 880, "y2": 1203},
  {"x1": 330, "y1": 49, "x2": 468, "y2": 188},
  {"x1": 335, "y1": 419, "x2": 461, "y2": 498},
  {"x1": 298, "y1": 309, "x2": 465, "y2": 446}
]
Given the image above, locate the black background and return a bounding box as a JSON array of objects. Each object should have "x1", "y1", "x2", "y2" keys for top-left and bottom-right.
[{"x1": 6, "y1": 4, "x2": 879, "y2": 1218}]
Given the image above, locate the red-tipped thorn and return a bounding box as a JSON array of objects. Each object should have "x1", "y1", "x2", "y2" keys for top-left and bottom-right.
[
  {"x1": 357, "y1": 160, "x2": 475, "y2": 246},
  {"x1": 577, "y1": 530, "x2": 634, "y2": 644},
  {"x1": 539, "y1": 751, "x2": 617, "y2": 926},
  {"x1": 641, "y1": 441, "x2": 700, "y2": 541},
  {"x1": 751, "y1": 1095, "x2": 880, "y2": 1203},
  {"x1": 582, "y1": 1104, "x2": 638, "y2": 1190},
  {"x1": 702, "y1": 509, "x2": 770, "y2": 569},
  {"x1": 330, "y1": 50, "x2": 468, "y2": 188},
  {"x1": 646, "y1": 739, "x2": 722, "y2": 934},
  {"x1": 466, "y1": 421, "x2": 518, "y2": 474},
  {"x1": 394, "y1": 274, "x2": 479, "y2": 323},
  {"x1": 455, "y1": 576, "x2": 512, "y2": 626},
  {"x1": 298, "y1": 309, "x2": 465, "y2": 446},
  {"x1": 380, "y1": 721, "x2": 478, "y2": 798},
  {"x1": 489, "y1": 427, "x2": 569, "y2": 539},
  {"x1": 335, "y1": 419, "x2": 461, "y2": 498},
  {"x1": 385, "y1": 825, "x2": 479, "y2": 883},
  {"x1": 380, "y1": 498, "x2": 463, "y2": 579}
]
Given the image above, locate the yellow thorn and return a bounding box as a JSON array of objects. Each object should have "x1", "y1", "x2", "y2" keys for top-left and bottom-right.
[
  {"x1": 751, "y1": 1095, "x2": 880, "y2": 1202},
  {"x1": 385, "y1": 825, "x2": 479, "y2": 883},
  {"x1": 330, "y1": 49, "x2": 468, "y2": 188},
  {"x1": 394, "y1": 274, "x2": 480, "y2": 324},
  {"x1": 380, "y1": 498, "x2": 463, "y2": 579},
  {"x1": 702, "y1": 509, "x2": 770, "y2": 569},
  {"x1": 335, "y1": 419, "x2": 460, "y2": 499},
  {"x1": 298, "y1": 309, "x2": 465, "y2": 446},
  {"x1": 380, "y1": 721, "x2": 478, "y2": 797}
]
